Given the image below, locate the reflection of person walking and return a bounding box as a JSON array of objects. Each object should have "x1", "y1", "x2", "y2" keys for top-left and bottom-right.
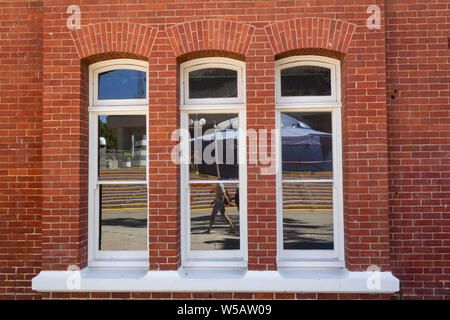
[
  {"x1": 234, "y1": 187, "x2": 239, "y2": 211},
  {"x1": 206, "y1": 183, "x2": 235, "y2": 234}
]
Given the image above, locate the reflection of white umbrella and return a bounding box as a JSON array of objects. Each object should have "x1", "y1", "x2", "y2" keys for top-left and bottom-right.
[
  {"x1": 282, "y1": 127, "x2": 330, "y2": 146},
  {"x1": 191, "y1": 113, "x2": 332, "y2": 176},
  {"x1": 191, "y1": 130, "x2": 238, "y2": 142},
  {"x1": 190, "y1": 128, "x2": 238, "y2": 178},
  {"x1": 215, "y1": 117, "x2": 238, "y2": 130},
  {"x1": 99, "y1": 137, "x2": 106, "y2": 146}
]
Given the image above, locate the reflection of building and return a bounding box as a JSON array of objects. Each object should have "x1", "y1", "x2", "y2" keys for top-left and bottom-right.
[{"x1": 99, "y1": 115, "x2": 146, "y2": 170}]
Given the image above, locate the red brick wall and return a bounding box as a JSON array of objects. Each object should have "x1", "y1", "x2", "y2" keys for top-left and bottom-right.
[
  {"x1": 41, "y1": 1, "x2": 88, "y2": 271},
  {"x1": 0, "y1": 0, "x2": 43, "y2": 299},
  {"x1": 147, "y1": 29, "x2": 180, "y2": 271},
  {"x1": 0, "y1": 0, "x2": 447, "y2": 300},
  {"x1": 385, "y1": 0, "x2": 450, "y2": 300}
]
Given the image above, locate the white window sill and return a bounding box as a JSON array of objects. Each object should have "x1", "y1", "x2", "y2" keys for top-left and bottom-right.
[{"x1": 32, "y1": 267, "x2": 399, "y2": 293}]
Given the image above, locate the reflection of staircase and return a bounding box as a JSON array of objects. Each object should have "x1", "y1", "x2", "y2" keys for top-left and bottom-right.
[
  {"x1": 283, "y1": 171, "x2": 333, "y2": 211},
  {"x1": 99, "y1": 168, "x2": 146, "y2": 180},
  {"x1": 282, "y1": 171, "x2": 333, "y2": 180},
  {"x1": 99, "y1": 168, "x2": 147, "y2": 211},
  {"x1": 188, "y1": 175, "x2": 333, "y2": 212},
  {"x1": 101, "y1": 184, "x2": 147, "y2": 211},
  {"x1": 190, "y1": 184, "x2": 237, "y2": 211},
  {"x1": 98, "y1": 170, "x2": 333, "y2": 212},
  {"x1": 282, "y1": 182, "x2": 333, "y2": 211}
]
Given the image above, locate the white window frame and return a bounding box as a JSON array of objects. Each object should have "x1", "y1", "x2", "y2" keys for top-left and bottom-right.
[
  {"x1": 88, "y1": 59, "x2": 149, "y2": 268},
  {"x1": 180, "y1": 58, "x2": 247, "y2": 268},
  {"x1": 276, "y1": 55, "x2": 341, "y2": 106},
  {"x1": 181, "y1": 57, "x2": 246, "y2": 107},
  {"x1": 90, "y1": 59, "x2": 149, "y2": 108},
  {"x1": 275, "y1": 56, "x2": 344, "y2": 268}
]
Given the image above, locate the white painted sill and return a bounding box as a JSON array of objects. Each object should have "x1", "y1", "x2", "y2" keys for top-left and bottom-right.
[{"x1": 32, "y1": 267, "x2": 399, "y2": 293}]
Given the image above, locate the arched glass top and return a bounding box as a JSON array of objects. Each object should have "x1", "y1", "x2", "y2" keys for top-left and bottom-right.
[
  {"x1": 189, "y1": 68, "x2": 238, "y2": 99},
  {"x1": 98, "y1": 69, "x2": 146, "y2": 100},
  {"x1": 281, "y1": 65, "x2": 331, "y2": 97}
]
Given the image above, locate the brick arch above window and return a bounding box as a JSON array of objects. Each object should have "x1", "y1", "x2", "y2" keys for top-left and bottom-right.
[
  {"x1": 166, "y1": 19, "x2": 256, "y2": 57},
  {"x1": 265, "y1": 17, "x2": 356, "y2": 55},
  {"x1": 70, "y1": 22, "x2": 158, "y2": 59}
]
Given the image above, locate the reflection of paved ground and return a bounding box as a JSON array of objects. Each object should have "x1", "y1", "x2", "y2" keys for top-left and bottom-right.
[
  {"x1": 283, "y1": 210, "x2": 333, "y2": 250},
  {"x1": 99, "y1": 208, "x2": 332, "y2": 251},
  {"x1": 100, "y1": 209, "x2": 147, "y2": 250},
  {"x1": 190, "y1": 207, "x2": 240, "y2": 250}
]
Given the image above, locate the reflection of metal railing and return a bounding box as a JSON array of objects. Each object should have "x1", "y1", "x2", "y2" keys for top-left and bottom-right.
[{"x1": 99, "y1": 149, "x2": 146, "y2": 169}]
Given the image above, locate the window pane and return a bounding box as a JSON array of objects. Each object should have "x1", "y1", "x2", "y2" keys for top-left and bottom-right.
[
  {"x1": 282, "y1": 182, "x2": 333, "y2": 250},
  {"x1": 98, "y1": 115, "x2": 146, "y2": 181},
  {"x1": 281, "y1": 112, "x2": 332, "y2": 180},
  {"x1": 189, "y1": 68, "x2": 238, "y2": 99},
  {"x1": 189, "y1": 113, "x2": 239, "y2": 181},
  {"x1": 99, "y1": 184, "x2": 147, "y2": 250},
  {"x1": 190, "y1": 183, "x2": 240, "y2": 250},
  {"x1": 98, "y1": 69, "x2": 146, "y2": 100},
  {"x1": 281, "y1": 66, "x2": 331, "y2": 96}
]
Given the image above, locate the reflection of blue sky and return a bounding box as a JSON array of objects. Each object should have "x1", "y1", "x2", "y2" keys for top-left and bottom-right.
[
  {"x1": 99, "y1": 115, "x2": 107, "y2": 123},
  {"x1": 98, "y1": 69, "x2": 146, "y2": 100}
]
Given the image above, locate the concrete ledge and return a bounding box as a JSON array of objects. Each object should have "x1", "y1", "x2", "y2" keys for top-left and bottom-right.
[{"x1": 32, "y1": 267, "x2": 399, "y2": 293}]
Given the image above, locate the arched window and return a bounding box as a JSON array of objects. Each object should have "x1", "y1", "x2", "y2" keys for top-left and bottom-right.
[
  {"x1": 275, "y1": 56, "x2": 344, "y2": 268},
  {"x1": 88, "y1": 59, "x2": 149, "y2": 268},
  {"x1": 179, "y1": 57, "x2": 247, "y2": 268},
  {"x1": 90, "y1": 59, "x2": 148, "y2": 107},
  {"x1": 276, "y1": 55, "x2": 340, "y2": 105},
  {"x1": 181, "y1": 57, "x2": 245, "y2": 106}
]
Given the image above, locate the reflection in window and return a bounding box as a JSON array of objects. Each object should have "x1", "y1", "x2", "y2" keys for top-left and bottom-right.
[
  {"x1": 282, "y1": 182, "x2": 333, "y2": 250},
  {"x1": 190, "y1": 183, "x2": 240, "y2": 250},
  {"x1": 99, "y1": 184, "x2": 147, "y2": 250},
  {"x1": 189, "y1": 68, "x2": 238, "y2": 99},
  {"x1": 98, "y1": 69, "x2": 146, "y2": 100},
  {"x1": 281, "y1": 112, "x2": 334, "y2": 251},
  {"x1": 98, "y1": 115, "x2": 146, "y2": 180},
  {"x1": 189, "y1": 113, "x2": 239, "y2": 181},
  {"x1": 281, "y1": 112, "x2": 332, "y2": 180},
  {"x1": 281, "y1": 66, "x2": 331, "y2": 96}
]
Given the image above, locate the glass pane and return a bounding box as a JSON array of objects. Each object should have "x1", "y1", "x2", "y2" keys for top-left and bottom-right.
[
  {"x1": 98, "y1": 69, "x2": 146, "y2": 100},
  {"x1": 189, "y1": 68, "x2": 237, "y2": 99},
  {"x1": 99, "y1": 184, "x2": 147, "y2": 250},
  {"x1": 190, "y1": 183, "x2": 240, "y2": 250},
  {"x1": 281, "y1": 112, "x2": 332, "y2": 180},
  {"x1": 98, "y1": 115, "x2": 146, "y2": 181},
  {"x1": 189, "y1": 113, "x2": 239, "y2": 181},
  {"x1": 282, "y1": 182, "x2": 333, "y2": 250},
  {"x1": 281, "y1": 66, "x2": 331, "y2": 96}
]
